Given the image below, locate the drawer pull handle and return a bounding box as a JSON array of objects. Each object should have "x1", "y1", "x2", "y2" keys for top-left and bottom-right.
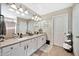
[
  {"x1": 76, "y1": 36, "x2": 79, "y2": 38},
  {"x1": 24, "y1": 46, "x2": 26, "y2": 50},
  {"x1": 27, "y1": 45, "x2": 28, "y2": 48},
  {"x1": 11, "y1": 47, "x2": 13, "y2": 49}
]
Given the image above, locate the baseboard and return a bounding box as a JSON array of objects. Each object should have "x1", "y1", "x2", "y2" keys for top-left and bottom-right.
[{"x1": 73, "y1": 51, "x2": 79, "y2": 56}]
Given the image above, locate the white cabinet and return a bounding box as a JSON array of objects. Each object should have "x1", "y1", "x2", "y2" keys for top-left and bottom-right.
[
  {"x1": 1, "y1": 35, "x2": 46, "y2": 56},
  {"x1": 2, "y1": 44, "x2": 19, "y2": 56},
  {"x1": 27, "y1": 38, "x2": 39, "y2": 56},
  {"x1": 30, "y1": 39, "x2": 35, "y2": 53},
  {"x1": 18, "y1": 41, "x2": 27, "y2": 56},
  {"x1": 38, "y1": 35, "x2": 46, "y2": 49},
  {"x1": 38, "y1": 37, "x2": 42, "y2": 48},
  {"x1": 41, "y1": 36, "x2": 46, "y2": 45},
  {"x1": 0, "y1": 49, "x2": 1, "y2": 56},
  {"x1": 27, "y1": 39, "x2": 33, "y2": 56},
  {"x1": 10, "y1": 44, "x2": 19, "y2": 56},
  {"x1": 31, "y1": 38, "x2": 38, "y2": 53},
  {"x1": 2, "y1": 46, "x2": 12, "y2": 56},
  {"x1": 34, "y1": 38, "x2": 38, "y2": 51},
  {"x1": 38, "y1": 36, "x2": 44, "y2": 48}
]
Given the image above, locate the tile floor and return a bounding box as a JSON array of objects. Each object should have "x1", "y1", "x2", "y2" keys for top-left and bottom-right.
[{"x1": 32, "y1": 44, "x2": 73, "y2": 56}]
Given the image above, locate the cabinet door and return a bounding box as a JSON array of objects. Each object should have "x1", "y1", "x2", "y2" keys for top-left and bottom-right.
[
  {"x1": 31, "y1": 38, "x2": 38, "y2": 52},
  {"x1": 27, "y1": 39, "x2": 33, "y2": 56},
  {"x1": 2, "y1": 44, "x2": 19, "y2": 56},
  {"x1": 10, "y1": 44, "x2": 19, "y2": 56},
  {"x1": 2, "y1": 45, "x2": 12, "y2": 56},
  {"x1": 34, "y1": 38, "x2": 38, "y2": 50},
  {"x1": 37, "y1": 37, "x2": 40, "y2": 49},
  {"x1": 43, "y1": 35, "x2": 46, "y2": 44},
  {"x1": 42, "y1": 36, "x2": 46, "y2": 45},
  {"x1": 18, "y1": 41, "x2": 27, "y2": 56},
  {"x1": 31, "y1": 39, "x2": 35, "y2": 53},
  {"x1": 38, "y1": 36, "x2": 42, "y2": 48},
  {"x1": 0, "y1": 49, "x2": 1, "y2": 56}
]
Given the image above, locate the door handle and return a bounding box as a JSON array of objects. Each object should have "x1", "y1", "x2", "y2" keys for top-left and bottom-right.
[
  {"x1": 76, "y1": 36, "x2": 79, "y2": 38},
  {"x1": 11, "y1": 47, "x2": 13, "y2": 49},
  {"x1": 24, "y1": 46, "x2": 26, "y2": 50},
  {"x1": 27, "y1": 45, "x2": 28, "y2": 48}
]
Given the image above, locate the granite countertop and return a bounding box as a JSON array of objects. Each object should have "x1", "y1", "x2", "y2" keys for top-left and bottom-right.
[{"x1": 0, "y1": 34, "x2": 45, "y2": 48}]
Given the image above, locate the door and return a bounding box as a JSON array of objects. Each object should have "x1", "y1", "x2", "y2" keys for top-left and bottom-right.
[
  {"x1": 53, "y1": 14, "x2": 67, "y2": 47},
  {"x1": 73, "y1": 4, "x2": 79, "y2": 56}
]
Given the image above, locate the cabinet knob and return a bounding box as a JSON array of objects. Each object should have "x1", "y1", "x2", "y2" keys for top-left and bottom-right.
[
  {"x1": 42, "y1": 38, "x2": 44, "y2": 40},
  {"x1": 27, "y1": 45, "x2": 28, "y2": 48},
  {"x1": 24, "y1": 46, "x2": 26, "y2": 50},
  {"x1": 11, "y1": 47, "x2": 13, "y2": 49},
  {"x1": 76, "y1": 36, "x2": 79, "y2": 38}
]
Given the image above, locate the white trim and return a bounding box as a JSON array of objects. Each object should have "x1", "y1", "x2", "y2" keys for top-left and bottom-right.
[{"x1": 6, "y1": 27, "x2": 15, "y2": 30}]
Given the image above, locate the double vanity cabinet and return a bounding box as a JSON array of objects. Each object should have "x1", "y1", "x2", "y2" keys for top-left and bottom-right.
[{"x1": 0, "y1": 34, "x2": 46, "y2": 56}]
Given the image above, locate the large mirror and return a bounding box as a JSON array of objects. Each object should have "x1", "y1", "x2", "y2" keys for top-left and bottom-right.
[{"x1": 16, "y1": 17, "x2": 30, "y2": 35}]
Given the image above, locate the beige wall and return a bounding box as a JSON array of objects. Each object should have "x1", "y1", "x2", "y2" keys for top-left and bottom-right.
[{"x1": 41, "y1": 7, "x2": 73, "y2": 45}]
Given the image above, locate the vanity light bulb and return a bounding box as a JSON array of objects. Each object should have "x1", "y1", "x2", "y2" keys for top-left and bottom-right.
[
  {"x1": 25, "y1": 11, "x2": 29, "y2": 14},
  {"x1": 10, "y1": 4, "x2": 17, "y2": 9},
  {"x1": 32, "y1": 17, "x2": 34, "y2": 19},
  {"x1": 16, "y1": 11, "x2": 20, "y2": 14},
  {"x1": 19, "y1": 8, "x2": 23, "y2": 12},
  {"x1": 35, "y1": 16, "x2": 38, "y2": 18}
]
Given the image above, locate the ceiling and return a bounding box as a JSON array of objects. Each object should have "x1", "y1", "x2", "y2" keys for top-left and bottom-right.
[{"x1": 23, "y1": 3, "x2": 73, "y2": 15}]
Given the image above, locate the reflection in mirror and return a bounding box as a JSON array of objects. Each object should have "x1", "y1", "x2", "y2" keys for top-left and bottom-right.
[{"x1": 16, "y1": 17, "x2": 33, "y2": 36}]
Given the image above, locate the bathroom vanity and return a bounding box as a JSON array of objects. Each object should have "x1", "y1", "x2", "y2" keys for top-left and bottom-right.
[{"x1": 0, "y1": 34, "x2": 46, "y2": 56}]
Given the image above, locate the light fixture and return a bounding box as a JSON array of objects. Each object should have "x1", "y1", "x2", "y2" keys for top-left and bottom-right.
[
  {"x1": 37, "y1": 17, "x2": 39, "y2": 20},
  {"x1": 16, "y1": 10, "x2": 20, "y2": 14},
  {"x1": 32, "y1": 17, "x2": 34, "y2": 19},
  {"x1": 8, "y1": 8, "x2": 14, "y2": 12},
  {"x1": 36, "y1": 18, "x2": 39, "y2": 21},
  {"x1": 10, "y1": 4, "x2": 17, "y2": 9},
  {"x1": 25, "y1": 10, "x2": 29, "y2": 14},
  {"x1": 19, "y1": 8, "x2": 23, "y2": 12},
  {"x1": 35, "y1": 16, "x2": 38, "y2": 19}
]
